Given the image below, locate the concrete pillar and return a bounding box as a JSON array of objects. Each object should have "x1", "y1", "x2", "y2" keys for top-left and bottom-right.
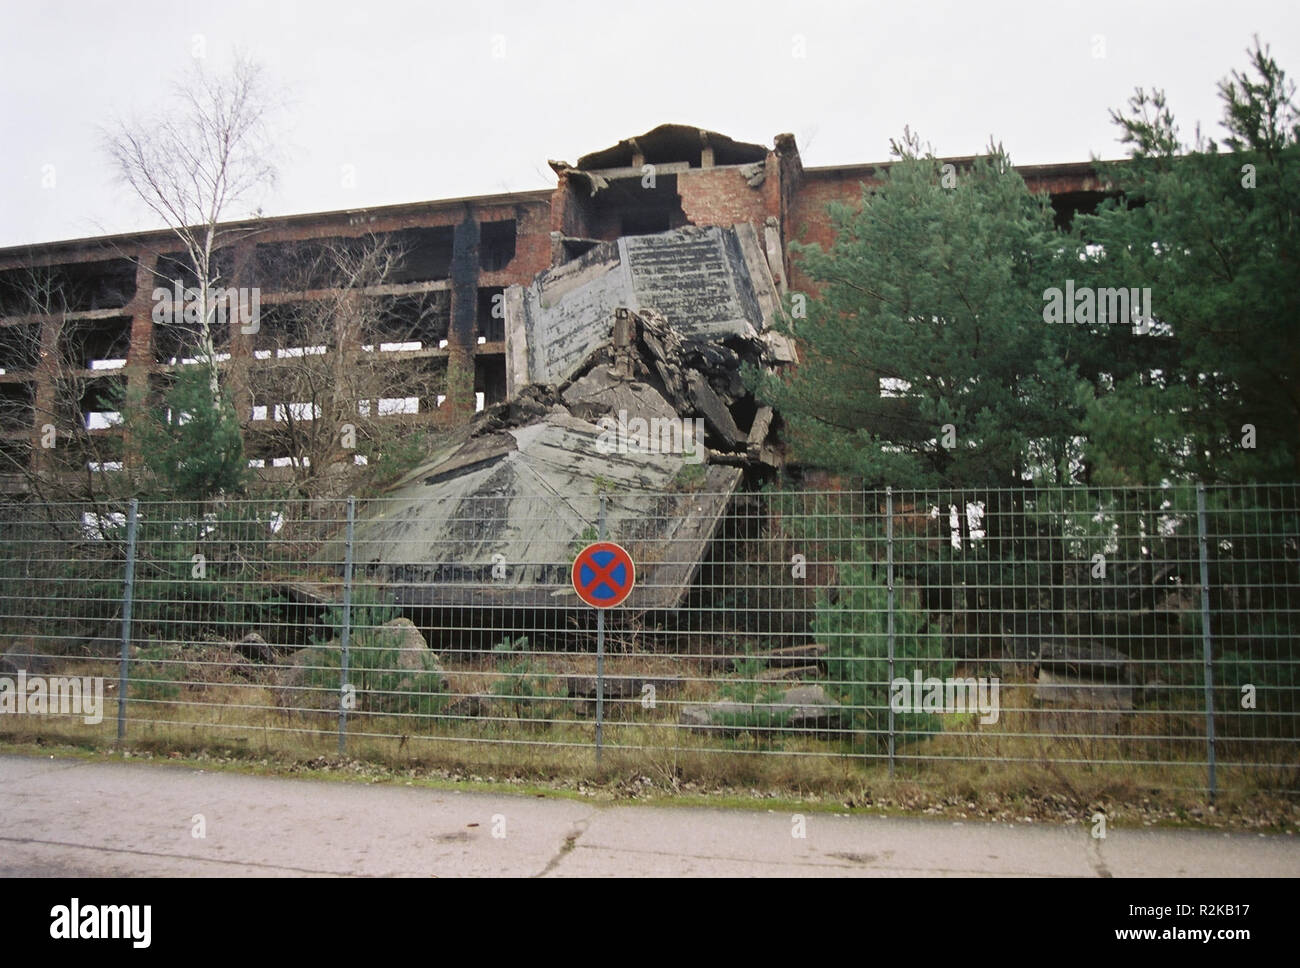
[
  {"x1": 120, "y1": 248, "x2": 160, "y2": 471},
  {"x1": 28, "y1": 313, "x2": 61, "y2": 474},
  {"x1": 443, "y1": 212, "x2": 480, "y2": 423}
]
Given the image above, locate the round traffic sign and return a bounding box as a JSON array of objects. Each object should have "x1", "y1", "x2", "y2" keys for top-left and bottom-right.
[{"x1": 571, "y1": 541, "x2": 635, "y2": 609}]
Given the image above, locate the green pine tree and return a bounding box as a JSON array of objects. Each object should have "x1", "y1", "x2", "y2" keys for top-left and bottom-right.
[
  {"x1": 1075, "y1": 36, "x2": 1300, "y2": 485},
  {"x1": 116, "y1": 365, "x2": 248, "y2": 501},
  {"x1": 751, "y1": 132, "x2": 1090, "y2": 489}
]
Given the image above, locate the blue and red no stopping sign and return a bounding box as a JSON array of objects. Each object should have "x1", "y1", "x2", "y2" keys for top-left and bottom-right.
[{"x1": 572, "y1": 541, "x2": 636, "y2": 609}]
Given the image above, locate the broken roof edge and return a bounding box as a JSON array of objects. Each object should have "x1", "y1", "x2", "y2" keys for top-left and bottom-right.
[
  {"x1": 575, "y1": 124, "x2": 772, "y2": 171},
  {"x1": 0, "y1": 189, "x2": 553, "y2": 264},
  {"x1": 801, "y1": 156, "x2": 1122, "y2": 187}
]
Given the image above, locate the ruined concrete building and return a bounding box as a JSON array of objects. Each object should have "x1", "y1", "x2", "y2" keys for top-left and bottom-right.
[{"x1": 0, "y1": 124, "x2": 1105, "y2": 490}]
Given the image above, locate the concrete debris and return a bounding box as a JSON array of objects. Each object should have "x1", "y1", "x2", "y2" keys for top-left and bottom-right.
[
  {"x1": 328, "y1": 304, "x2": 786, "y2": 610},
  {"x1": 1032, "y1": 641, "x2": 1137, "y2": 712},
  {"x1": 0, "y1": 642, "x2": 56, "y2": 676},
  {"x1": 561, "y1": 367, "x2": 676, "y2": 426},
  {"x1": 747, "y1": 406, "x2": 775, "y2": 459},
  {"x1": 679, "y1": 684, "x2": 843, "y2": 736},
  {"x1": 1035, "y1": 640, "x2": 1136, "y2": 684},
  {"x1": 505, "y1": 223, "x2": 792, "y2": 394},
  {"x1": 1035, "y1": 670, "x2": 1135, "y2": 711},
  {"x1": 687, "y1": 371, "x2": 745, "y2": 448},
  {"x1": 763, "y1": 217, "x2": 787, "y2": 293},
  {"x1": 724, "y1": 643, "x2": 828, "y2": 672},
  {"x1": 558, "y1": 306, "x2": 770, "y2": 456},
  {"x1": 335, "y1": 414, "x2": 744, "y2": 610},
  {"x1": 322, "y1": 225, "x2": 796, "y2": 614},
  {"x1": 760, "y1": 328, "x2": 798, "y2": 364},
  {"x1": 235, "y1": 632, "x2": 276, "y2": 664}
]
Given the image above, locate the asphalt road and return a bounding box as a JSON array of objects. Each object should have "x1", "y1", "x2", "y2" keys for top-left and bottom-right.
[{"x1": 1, "y1": 753, "x2": 1296, "y2": 877}]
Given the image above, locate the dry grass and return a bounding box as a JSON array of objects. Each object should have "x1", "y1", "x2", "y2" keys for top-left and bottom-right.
[{"x1": 2, "y1": 657, "x2": 1296, "y2": 828}]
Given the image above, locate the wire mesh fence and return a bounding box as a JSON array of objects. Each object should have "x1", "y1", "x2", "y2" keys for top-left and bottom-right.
[{"x1": 0, "y1": 483, "x2": 1296, "y2": 797}]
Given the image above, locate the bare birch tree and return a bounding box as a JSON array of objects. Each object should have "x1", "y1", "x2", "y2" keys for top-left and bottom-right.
[{"x1": 104, "y1": 54, "x2": 279, "y2": 399}]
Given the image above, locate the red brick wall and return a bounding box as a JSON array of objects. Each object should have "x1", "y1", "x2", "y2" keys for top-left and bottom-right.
[
  {"x1": 786, "y1": 170, "x2": 875, "y2": 295},
  {"x1": 678, "y1": 164, "x2": 779, "y2": 231},
  {"x1": 495, "y1": 202, "x2": 551, "y2": 281},
  {"x1": 785, "y1": 164, "x2": 1100, "y2": 294},
  {"x1": 551, "y1": 178, "x2": 582, "y2": 238}
]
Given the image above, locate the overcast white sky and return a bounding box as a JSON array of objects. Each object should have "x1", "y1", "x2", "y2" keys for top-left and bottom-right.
[{"x1": 2, "y1": 0, "x2": 1297, "y2": 249}]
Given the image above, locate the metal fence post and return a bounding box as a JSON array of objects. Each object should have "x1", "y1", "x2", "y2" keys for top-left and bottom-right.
[
  {"x1": 338, "y1": 496, "x2": 356, "y2": 756},
  {"x1": 117, "y1": 499, "x2": 138, "y2": 743},
  {"x1": 1196, "y1": 484, "x2": 1217, "y2": 802},
  {"x1": 595, "y1": 492, "x2": 607, "y2": 767},
  {"x1": 886, "y1": 487, "x2": 895, "y2": 778}
]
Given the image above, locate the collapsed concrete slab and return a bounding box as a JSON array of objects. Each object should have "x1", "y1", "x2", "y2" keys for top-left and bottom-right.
[
  {"x1": 504, "y1": 224, "x2": 793, "y2": 395},
  {"x1": 338, "y1": 407, "x2": 742, "y2": 611},
  {"x1": 321, "y1": 224, "x2": 796, "y2": 616},
  {"x1": 324, "y1": 304, "x2": 786, "y2": 611}
]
